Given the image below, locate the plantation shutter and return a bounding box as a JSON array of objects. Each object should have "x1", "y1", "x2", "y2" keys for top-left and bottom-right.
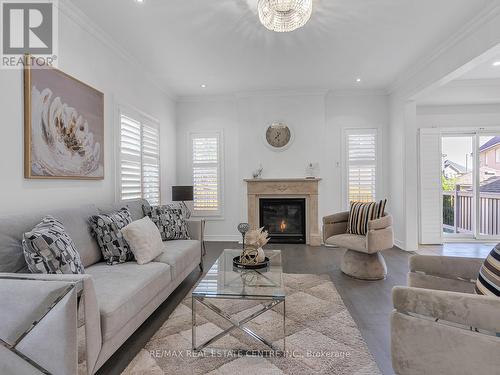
[
  {"x1": 419, "y1": 129, "x2": 443, "y2": 244},
  {"x1": 346, "y1": 129, "x2": 377, "y2": 204},
  {"x1": 191, "y1": 133, "x2": 221, "y2": 216},
  {"x1": 141, "y1": 120, "x2": 160, "y2": 206},
  {"x1": 119, "y1": 112, "x2": 161, "y2": 205},
  {"x1": 120, "y1": 115, "x2": 142, "y2": 201}
]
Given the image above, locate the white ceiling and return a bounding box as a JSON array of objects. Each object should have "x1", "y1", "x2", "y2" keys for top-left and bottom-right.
[
  {"x1": 416, "y1": 53, "x2": 500, "y2": 106},
  {"x1": 69, "y1": 0, "x2": 494, "y2": 97},
  {"x1": 459, "y1": 54, "x2": 500, "y2": 80}
]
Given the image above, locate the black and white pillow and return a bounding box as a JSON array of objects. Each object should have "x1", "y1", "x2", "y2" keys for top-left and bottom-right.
[
  {"x1": 347, "y1": 199, "x2": 387, "y2": 235},
  {"x1": 475, "y1": 243, "x2": 500, "y2": 297},
  {"x1": 143, "y1": 202, "x2": 190, "y2": 241},
  {"x1": 23, "y1": 216, "x2": 85, "y2": 274},
  {"x1": 89, "y1": 208, "x2": 134, "y2": 265}
]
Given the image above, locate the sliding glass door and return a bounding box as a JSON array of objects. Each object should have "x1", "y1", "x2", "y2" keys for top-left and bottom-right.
[
  {"x1": 478, "y1": 134, "x2": 500, "y2": 239},
  {"x1": 441, "y1": 132, "x2": 500, "y2": 240},
  {"x1": 441, "y1": 135, "x2": 475, "y2": 238}
]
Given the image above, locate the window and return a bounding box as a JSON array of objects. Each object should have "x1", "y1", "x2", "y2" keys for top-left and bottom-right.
[
  {"x1": 190, "y1": 132, "x2": 223, "y2": 217},
  {"x1": 496, "y1": 148, "x2": 500, "y2": 163},
  {"x1": 119, "y1": 112, "x2": 160, "y2": 205},
  {"x1": 345, "y1": 129, "x2": 377, "y2": 205}
]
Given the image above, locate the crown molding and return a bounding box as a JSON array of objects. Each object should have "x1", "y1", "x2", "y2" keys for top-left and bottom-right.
[
  {"x1": 328, "y1": 88, "x2": 389, "y2": 97},
  {"x1": 177, "y1": 87, "x2": 390, "y2": 103},
  {"x1": 449, "y1": 78, "x2": 500, "y2": 87},
  {"x1": 234, "y1": 88, "x2": 329, "y2": 99},
  {"x1": 417, "y1": 103, "x2": 500, "y2": 112},
  {"x1": 58, "y1": 1, "x2": 177, "y2": 101},
  {"x1": 388, "y1": 2, "x2": 500, "y2": 96},
  {"x1": 177, "y1": 94, "x2": 237, "y2": 103},
  {"x1": 177, "y1": 88, "x2": 330, "y2": 103}
]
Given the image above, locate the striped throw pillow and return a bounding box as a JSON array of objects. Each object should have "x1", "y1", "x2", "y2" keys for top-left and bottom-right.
[
  {"x1": 347, "y1": 199, "x2": 387, "y2": 235},
  {"x1": 475, "y1": 244, "x2": 500, "y2": 297}
]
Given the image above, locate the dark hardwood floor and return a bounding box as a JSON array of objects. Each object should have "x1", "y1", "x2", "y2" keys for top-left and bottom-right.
[{"x1": 98, "y1": 242, "x2": 412, "y2": 375}]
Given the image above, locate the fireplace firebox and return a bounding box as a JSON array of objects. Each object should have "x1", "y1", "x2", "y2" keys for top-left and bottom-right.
[{"x1": 259, "y1": 198, "x2": 306, "y2": 244}]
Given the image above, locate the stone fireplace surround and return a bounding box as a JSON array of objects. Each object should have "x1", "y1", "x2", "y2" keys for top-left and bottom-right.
[{"x1": 244, "y1": 178, "x2": 321, "y2": 246}]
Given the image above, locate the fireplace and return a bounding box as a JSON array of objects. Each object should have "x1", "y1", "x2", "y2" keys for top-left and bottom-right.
[{"x1": 259, "y1": 198, "x2": 306, "y2": 244}]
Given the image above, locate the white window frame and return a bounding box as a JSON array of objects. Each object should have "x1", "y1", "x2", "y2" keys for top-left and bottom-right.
[
  {"x1": 342, "y1": 128, "x2": 379, "y2": 209},
  {"x1": 189, "y1": 130, "x2": 224, "y2": 219},
  {"x1": 117, "y1": 106, "x2": 161, "y2": 205}
]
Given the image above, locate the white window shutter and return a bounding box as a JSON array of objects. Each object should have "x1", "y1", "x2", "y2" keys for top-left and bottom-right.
[
  {"x1": 419, "y1": 130, "x2": 443, "y2": 244},
  {"x1": 142, "y1": 121, "x2": 160, "y2": 206},
  {"x1": 191, "y1": 133, "x2": 222, "y2": 216},
  {"x1": 120, "y1": 115, "x2": 142, "y2": 201},
  {"x1": 119, "y1": 112, "x2": 161, "y2": 205},
  {"x1": 346, "y1": 129, "x2": 377, "y2": 204}
]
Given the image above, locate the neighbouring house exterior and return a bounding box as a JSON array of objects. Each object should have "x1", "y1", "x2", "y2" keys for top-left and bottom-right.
[
  {"x1": 442, "y1": 159, "x2": 467, "y2": 179},
  {"x1": 480, "y1": 136, "x2": 500, "y2": 170}
]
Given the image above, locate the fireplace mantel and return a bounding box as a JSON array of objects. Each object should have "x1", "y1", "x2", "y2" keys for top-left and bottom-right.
[{"x1": 244, "y1": 178, "x2": 321, "y2": 246}]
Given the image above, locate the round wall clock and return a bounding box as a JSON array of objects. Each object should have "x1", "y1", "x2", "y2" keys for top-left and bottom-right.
[{"x1": 264, "y1": 122, "x2": 294, "y2": 151}]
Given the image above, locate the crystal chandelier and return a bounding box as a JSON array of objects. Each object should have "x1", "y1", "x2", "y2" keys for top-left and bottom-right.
[{"x1": 258, "y1": 0, "x2": 313, "y2": 32}]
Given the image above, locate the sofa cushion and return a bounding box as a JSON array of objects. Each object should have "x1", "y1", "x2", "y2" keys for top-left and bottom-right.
[
  {"x1": 121, "y1": 217, "x2": 164, "y2": 265},
  {"x1": 347, "y1": 199, "x2": 386, "y2": 235},
  {"x1": 143, "y1": 202, "x2": 190, "y2": 241},
  {"x1": 85, "y1": 262, "x2": 171, "y2": 340},
  {"x1": 154, "y1": 240, "x2": 200, "y2": 280},
  {"x1": 50, "y1": 205, "x2": 102, "y2": 267},
  {"x1": 0, "y1": 205, "x2": 101, "y2": 273},
  {"x1": 325, "y1": 234, "x2": 367, "y2": 253},
  {"x1": 89, "y1": 208, "x2": 134, "y2": 265},
  {"x1": 475, "y1": 244, "x2": 500, "y2": 297},
  {"x1": 23, "y1": 216, "x2": 85, "y2": 274},
  {"x1": 97, "y1": 199, "x2": 146, "y2": 222}
]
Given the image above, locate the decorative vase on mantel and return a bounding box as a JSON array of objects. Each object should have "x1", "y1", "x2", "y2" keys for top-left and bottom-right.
[{"x1": 306, "y1": 162, "x2": 319, "y2": 179}]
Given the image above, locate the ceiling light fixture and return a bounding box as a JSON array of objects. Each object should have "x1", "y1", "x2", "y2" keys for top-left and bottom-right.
[
  {"x1": 135, "y1": 0, "x2": 144, "y2": 3},
  {"x1": 258, "y1": 0, "x2": 312, "y2": 33},
  {"x1": 356, "y1": 78, "x2": 362, "y2": 83},
  {"x1": 493, "y1": 61, "x2": 500, "y2": 67},
  {"x1": 201, "y1": 84, "x2": 207, "y2": 88}
]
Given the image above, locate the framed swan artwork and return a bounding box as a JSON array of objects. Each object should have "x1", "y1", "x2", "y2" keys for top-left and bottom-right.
[{"x1": 24, "y1": 56, "x2": 104, "y2": 179}]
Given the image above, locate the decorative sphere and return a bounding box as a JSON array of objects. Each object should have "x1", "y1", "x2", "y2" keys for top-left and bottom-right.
[{"x1": 237, "y1": 223, "x2": 250, "y2": 234}]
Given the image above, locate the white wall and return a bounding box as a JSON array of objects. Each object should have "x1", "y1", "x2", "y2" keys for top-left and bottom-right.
[
  {"x1": 176, "y1": 91, "x2": 389, "y2": 240},
  {"x1": 387, "y1": 4, "x2": 500, "y2": 250},
  {"x1": 391, "y1": 101, "x2": 500, "y2": 251},
  {"x1": 176, "y1": 97, "x2": 240, "y2": 240},
  {"x1": 0, "y1": 4, "x2": 176, "y2": 215}
]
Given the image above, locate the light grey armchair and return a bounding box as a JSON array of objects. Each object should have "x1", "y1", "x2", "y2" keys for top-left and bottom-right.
[
  {"x1": 391, "y1": 255, "x2": 500, "y2": 375},
  {"x1": 322, "y1": 211, "x2": 394, "y2": 280}
]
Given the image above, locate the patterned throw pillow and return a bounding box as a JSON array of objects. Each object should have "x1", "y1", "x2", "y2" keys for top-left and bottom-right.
[
  {"x1": 89, "y1": 208, "x2": 134, "y2": 265},
  {"x1": 475, "y1": 244, "x2": 500, "y2": 297},
  {"x1": 347, "y1": 199, "x2": 387, "y2": 235},
  {"x1": 23, "y1": 216, "x2": 85, "y2": 274},
  {"x1": 143, "y1": 202, "x2": 190, "y2": 241}
]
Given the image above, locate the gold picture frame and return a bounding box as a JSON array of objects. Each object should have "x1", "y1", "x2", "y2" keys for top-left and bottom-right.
[{"x1": 24, "y1": 55, "x2": 104, "y2": 179}]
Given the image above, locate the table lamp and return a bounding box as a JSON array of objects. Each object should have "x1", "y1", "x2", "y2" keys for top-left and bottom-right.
[{"x1": 172, "y1": 186, "x2": 193, "y2": 219}]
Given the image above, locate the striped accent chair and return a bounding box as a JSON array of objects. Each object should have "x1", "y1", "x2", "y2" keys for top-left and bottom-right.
[{"x1": 322, "y1": 200, "x2": 393, "y2": 280}]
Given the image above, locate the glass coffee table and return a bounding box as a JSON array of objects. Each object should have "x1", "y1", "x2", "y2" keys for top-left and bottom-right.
[{"x1": 192, "y1": 249, "x2": 285, "y2": 355}]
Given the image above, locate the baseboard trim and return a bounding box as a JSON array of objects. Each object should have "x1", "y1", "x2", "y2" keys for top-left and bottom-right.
[
  {"x1": 204, "y1": 235, "x2": 240, "y2": 242},
  {"x1": 394, "y1": 238, "x2": 407, "y2": 251}
]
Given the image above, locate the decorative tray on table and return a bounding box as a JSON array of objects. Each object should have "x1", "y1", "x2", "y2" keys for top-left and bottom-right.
[{"x1": 232, "y1": 256, "x2": 270, "y2": 270}]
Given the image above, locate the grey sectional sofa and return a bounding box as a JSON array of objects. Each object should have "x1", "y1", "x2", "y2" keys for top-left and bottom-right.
[{"x1": 0, "y1": 199, "x2": 204, "y2": 374}]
